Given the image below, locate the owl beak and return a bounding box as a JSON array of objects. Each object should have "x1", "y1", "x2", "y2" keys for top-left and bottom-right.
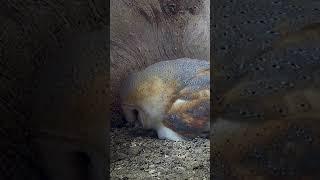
[{"x1": 134, "y1": 119, "x2": 143, "y2": 128}]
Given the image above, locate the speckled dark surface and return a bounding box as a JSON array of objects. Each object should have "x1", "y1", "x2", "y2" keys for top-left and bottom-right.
[
  {"x1": 110, "y1": 127, "x2": 210, "y2": 180},
  {"x1": 211, "y1": 0, "x2": 320, "y2": 178}
]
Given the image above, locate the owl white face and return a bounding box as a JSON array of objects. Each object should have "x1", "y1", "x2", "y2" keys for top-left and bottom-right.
[
  {"x1": 156, "y1": 126, "x2": 185, "y2": 141},
  {"x1": 122, "y1": 104, "x2": 185, "y2": 141},
  {"x1": 122, "y1": 103, "x2": 164, "y2": 130},
  {"x1": 122, "y1": 105, "x2": 144, "y2": 128}
]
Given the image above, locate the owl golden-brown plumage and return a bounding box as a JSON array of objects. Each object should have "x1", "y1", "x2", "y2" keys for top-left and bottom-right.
[{"x1": 120, "y1": 58, "x2": 210, "y2": 141}]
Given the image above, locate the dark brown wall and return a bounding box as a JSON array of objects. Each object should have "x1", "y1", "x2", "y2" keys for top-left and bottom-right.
[{"x1": 0, "y1": 0, "x2": 106, "y2": 179}]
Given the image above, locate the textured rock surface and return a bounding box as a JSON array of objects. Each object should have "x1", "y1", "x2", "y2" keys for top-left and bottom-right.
[
  {"x1": 110, "y1": 0, "x2": 210, "y2": 127},
  {"x1": 110, "y1": 127, "x2": 210, "y2": 179},
  {"x1": 212, "y1": 0, "x2": 320, "y2": 179}
]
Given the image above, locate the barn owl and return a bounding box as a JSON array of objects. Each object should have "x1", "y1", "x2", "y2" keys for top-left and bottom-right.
[{"x1": 120, "y1": 58, "x2": 210, "y2": 141}]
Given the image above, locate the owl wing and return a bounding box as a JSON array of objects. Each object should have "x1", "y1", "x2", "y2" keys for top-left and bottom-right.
[{"x1": 163, "y1": 70, "x2": 210, "y2": 139}]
